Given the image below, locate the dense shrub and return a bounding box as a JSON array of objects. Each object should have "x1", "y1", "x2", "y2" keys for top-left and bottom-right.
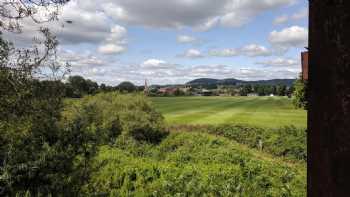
[
  {"x1": 292, "y1": 78, "x2": 308, "y2": 109},
  {"x1": 170, "y1": 124, "x2": 307, "y2": 161},
  {"x1": 82, "y1": 133, "x2": 306, "y2": 196},
  {"x1": 63, "y1": 92, "x2": 168, "y2": 144},
  {"x1": 0, "y1": 73, "x2": 78, "y2": 195},
  {"x1": 117, "y1": 81, "x2": 137, "y2": 92}
]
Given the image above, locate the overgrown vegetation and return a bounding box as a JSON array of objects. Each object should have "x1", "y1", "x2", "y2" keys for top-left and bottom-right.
[
  {"x1": 81, "y1": 132, "x2": 306, "y2": 196},
  {"x1": 62, "y1": 94, "x2": 306, "y2": 196},
  {"x1": 170, "y1": 124, "x2": 306, "y2": 161},
  {"x1": 0, "y1": 17, "x2": 78, "y2": 194}
]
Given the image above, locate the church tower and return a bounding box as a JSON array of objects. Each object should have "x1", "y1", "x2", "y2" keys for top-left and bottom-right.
[{"x1": 144, "y1": 79, "x2": 149, "y2": 95}]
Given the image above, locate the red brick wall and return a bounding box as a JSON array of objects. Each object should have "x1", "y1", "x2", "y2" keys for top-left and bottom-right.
[{"x1": 301, "y1": 51, "x2": 308, "y2": 81}]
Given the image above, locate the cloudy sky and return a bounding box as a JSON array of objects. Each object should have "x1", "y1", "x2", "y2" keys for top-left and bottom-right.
[{"x1": 5, "y1": 0, "x2": 308, "y2": 85}]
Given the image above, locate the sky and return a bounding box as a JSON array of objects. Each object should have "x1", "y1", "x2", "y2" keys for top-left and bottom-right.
[{"x1": 4, "y1": 0, "x2": 309, "y2": 86}]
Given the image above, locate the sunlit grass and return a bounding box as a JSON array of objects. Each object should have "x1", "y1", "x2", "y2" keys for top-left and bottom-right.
[{"x1": 151, "y1": 96, "x2": 307, "y2": 128}]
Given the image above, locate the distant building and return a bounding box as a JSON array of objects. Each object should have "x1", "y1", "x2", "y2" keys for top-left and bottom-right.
[
  {"x1": 201, "y1": 89, "x2": 213, "y2": 96},
  {"x1": 179, "y1": 86, "x2": 191, "y2": 93},
  {"x1": 144, "y1": 79, "x2": 149, "y2": 95},
  {"x1": 247, "y1": 93, "x2": 259, "y2": 97},
  {"x1": 158, "y1": 87, "x2": 177, "y2": 94},
  {"x1": 301, "y1": 51, "x2": 309, "y2": 81}
]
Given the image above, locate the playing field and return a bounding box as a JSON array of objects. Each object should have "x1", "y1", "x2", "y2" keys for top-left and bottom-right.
[{"x1": 151, "y1": 96, "x2": 307, "y2": 128}]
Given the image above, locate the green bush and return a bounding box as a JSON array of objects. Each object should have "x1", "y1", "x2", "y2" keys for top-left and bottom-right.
[
  {"x1": 63, "y1": 92, "x2": 168, "y2": 144},
  {"x1": 0, "y1": 75, "x2": 79, "y2": 195},
  {"x1": 292, "y1": 78, "x2": 308, "y2": 109}
]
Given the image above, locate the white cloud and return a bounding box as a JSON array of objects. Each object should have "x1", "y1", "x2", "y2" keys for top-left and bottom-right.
[
  {"x1": 100, "y1": 0, "x2": 295, "y2": 30},
  {"x1": 209, "y1": 44, "x2": 271, "y2": 57},
  {"x1": 273, "y1": 15, "x2": 289, "y2": 25},
  {"x1": 177, "y1": 35, "x2": 197, "y2": 43},
  {"x1": 98, "y1": 25, "x2": 127, "y2": 55},
  {"x1": 182, "y1": 49, "x2": 203, "y2": 58},
  {"x1": 107, "y1": 25, "x2": 127, "y2": 42},
  {"x1": 219, "y1": 0, "x2": 295, "y2": 28},
  {"x1": 256, "y1": 58, "x2": 299, "y2": 67},
  {"x1": 194, "y1": 17, "x2": 220, "y2": 31},
  {"x1": 240, "y1": 44, "x2": 271, "y2": 57},
  {"x1": 98, "y1": 44, "x2": 126, "y2": 54},
  {"x1": 237, "y1": 67, "x2": 298, "y2": 80},
  {"x1": 62, "y1": 54, "x2": 300, "y2": 85},
  {"x1": 291, "y1": 8, "x2": 308, "y2": 20},
  {"x1": 143, "y1": 59, "x2": 167, "y2": 66},
  {"x1": 59, "y1": 50, "x2": 106, "y2": 68},
  {"x1": 220, "y1": 12, "x2": 249, "y2": 27},
  {"x1": 209, "y1": 48, "x2": 239, "y2": 57},
  {"x1": 2, "y1": 0, "x2": 128, "y2": 53},
  {"x1": 141, "y1": 59, "x2": 174, "y2": 69},
  {"x1": 102, "y1": 0, "x2": 227, "y2": 29},
  {"x1": 53, "y1": 1, "x2": 112, "y2": 44},
  {"x1": 272, "y1": 8, "x2": 308, "y2": 25},
  {"x1": 268, "y1": 26, "x2": 308, "y2": 51}
]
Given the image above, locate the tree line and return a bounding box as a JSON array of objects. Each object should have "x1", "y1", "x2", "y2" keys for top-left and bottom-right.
[
  {"x1": 58, "y1": 75, "x2": 140, "y2": 98},
  {"x1": 238, "y1": 84, "x2": 292, "y2": 96}
]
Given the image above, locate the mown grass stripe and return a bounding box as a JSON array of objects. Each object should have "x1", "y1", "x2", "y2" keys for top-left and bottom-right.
[{"x1": 151, "y1": 96, "x2": 307, "y2": 128}]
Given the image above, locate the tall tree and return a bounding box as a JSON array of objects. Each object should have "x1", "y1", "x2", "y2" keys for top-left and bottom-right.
[
  {"x1": 292, "y1": 77, "x2": 308, "y2": 109},
  {"x1": 0, "y1": 1, "x2": 88, "y2": 195},
  {"x1": 118, "y1": 81, "x2": 137, "y2": 92}
]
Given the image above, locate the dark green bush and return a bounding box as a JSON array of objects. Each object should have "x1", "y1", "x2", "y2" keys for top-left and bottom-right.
[
  {"x1": 63, "y1": 92, "x2": 168, "y2": 144},
  {"x1": 0, "y1": 72, "x2": 78, "y2": 195}
]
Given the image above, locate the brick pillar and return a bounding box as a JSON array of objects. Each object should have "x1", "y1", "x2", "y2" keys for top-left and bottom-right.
[
  {"x1": 309, "y1": 1, "x2": 350, "y2": 196},
  {"x1": 301, "y1": 51, "x2": 309, "y2": 81}
]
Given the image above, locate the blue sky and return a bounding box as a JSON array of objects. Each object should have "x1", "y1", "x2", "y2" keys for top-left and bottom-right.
[{"x1": 6, "y1": 0, "x2": 309, "y2": 85}]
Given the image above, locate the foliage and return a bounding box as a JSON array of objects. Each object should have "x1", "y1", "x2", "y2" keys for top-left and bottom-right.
[
  {"x1": 117, "y1": 81, "x2": 137, "y2": 93},
  {"x1": 63, "y1": 93, "x2": 168, "y2": 144},
  {"x1": 239, "y1": 84, "x2": 253, "y2": 96},
  {"x1": 65, "y1": 75, "x2": 99, "y2": 98},
  {"x1": 63, "y1": 76, "x2": 149, "y2": 98},
  {"x1": 214, "y1": 125, "x2": 306, "y2": 161},
  {"x1": 0, "y1": 30, "x2": 67, "y2": 195},
  {"x1": 0, "y1": 1, "x2": 77, "y2": 195},
  {"x1": 240, "y1": 84, "x2": 288, "y2": 96},
  {"x1": 62, "y1": 93, "x2": 306, "y2": 196},
  {"x1": 213, "y1": 125, "x2": 306, "y2": 161},
  {"x1": 81, "y1": 132, "x2": 306, "y2": 196},
  {"x1": 0, "y1": 70, "x2": 77, "y2": 195},
  {"x1": 63, "y1": 76, "x2": 143, "y2": 98},
  {"x1": 170, "y1": 124, "x2": 306, "y2": 161},
  {"x1": 292, "y1": 78, "x2": 308, "y2": 109},
  {"x1": 0, "y1": 0, "x2": 70, "y2": 33},
  {"x1": 276, "y1": 84, "x2": 287, "y2": 96}
]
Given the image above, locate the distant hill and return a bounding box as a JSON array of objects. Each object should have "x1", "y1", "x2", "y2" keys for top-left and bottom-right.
[
  {"x1": 186, "y1": 78, "x2": 221, "y2": 86},
  {"x1": 186, "y1": 78, "x2": 295, "y2": 87}
]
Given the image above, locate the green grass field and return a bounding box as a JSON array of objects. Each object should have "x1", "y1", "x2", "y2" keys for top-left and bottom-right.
[{"x1": 151, "y1": 96, "x2": 307, "y2": 128}]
